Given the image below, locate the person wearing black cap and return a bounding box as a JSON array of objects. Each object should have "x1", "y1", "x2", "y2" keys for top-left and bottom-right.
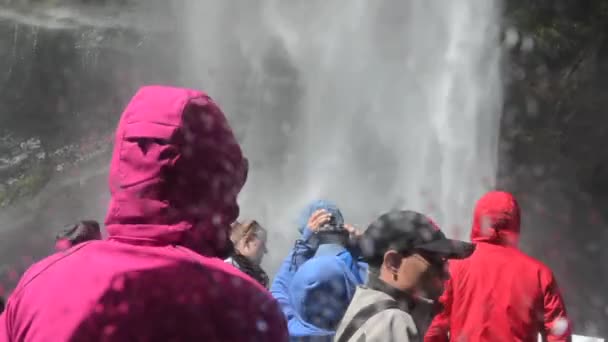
[{"x1": 334, "y1": 210, "x2": 475, "y2": 342}]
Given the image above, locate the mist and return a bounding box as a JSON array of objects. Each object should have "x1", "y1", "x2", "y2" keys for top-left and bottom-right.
[
  {"x1": 2, "y1": 0, "x2": 608, "y2": 337},
  {"x1": 174, "y1": 0, "x2": 502, "y2": 271}
]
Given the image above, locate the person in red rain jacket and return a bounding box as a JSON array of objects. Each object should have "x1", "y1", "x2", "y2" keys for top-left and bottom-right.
[
  {"x1": 0, "y1": 86, "x2": 288, "y2": 342},
  {"x1": 425, "y1": 191, "x2": 572, "y2": 342}
]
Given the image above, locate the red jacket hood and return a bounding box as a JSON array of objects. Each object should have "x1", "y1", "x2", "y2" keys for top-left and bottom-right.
[
  {"x1": 104, "y1": 85, "x2": 247, "y2": 256},
  {"x1": 470, "y1": 191, "x2": 521, "y2": 247}
]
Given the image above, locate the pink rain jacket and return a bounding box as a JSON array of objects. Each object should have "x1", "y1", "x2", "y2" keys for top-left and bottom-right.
[{"x1": 0, "y1": 86, "x2": 288, "y2": 341}]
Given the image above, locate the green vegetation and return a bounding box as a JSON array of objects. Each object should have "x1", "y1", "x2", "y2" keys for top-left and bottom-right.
[
  {"x1": 0, "y1": 161, "x2": 52, "y2": 207},
  {"x1": 501, "y1": 1, "x2": 608, "y2": 182},
  {"x1": 507, "y1": 0, "x2": 608, "y2": 67}
]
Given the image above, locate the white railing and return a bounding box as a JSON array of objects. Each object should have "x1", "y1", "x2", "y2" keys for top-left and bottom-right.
[{"x1": 538, "y1": 335, "x2": 604, "y2": 342}]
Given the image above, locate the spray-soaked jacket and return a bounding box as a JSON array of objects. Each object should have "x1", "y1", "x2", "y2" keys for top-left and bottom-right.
[
  {"x1": 0, "y1": 86, "x2": 287, "y2": 342},
  {"x1": 425, "y1": 191, "x2": 571, "y2": 342},
  {"x1": 270, "y1": 200, "x2": 368, "y2": 341}
]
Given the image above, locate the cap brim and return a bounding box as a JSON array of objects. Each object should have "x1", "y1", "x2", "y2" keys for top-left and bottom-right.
[{"x1": 416, "y1": 239, "x2": 475, "y2": 259}]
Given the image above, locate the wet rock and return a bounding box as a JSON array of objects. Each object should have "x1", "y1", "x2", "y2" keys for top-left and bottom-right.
[{"x1": 0, "y1": 0, "x2": 177, "y2": 207}]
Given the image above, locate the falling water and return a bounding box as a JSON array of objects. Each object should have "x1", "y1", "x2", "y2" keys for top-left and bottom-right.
[
  {"x1": 0, "y1": 2, "x2": 604, "y2": 339},
  {"x1": 177, "y1": 0, "x2": 502, "y2": 269}
]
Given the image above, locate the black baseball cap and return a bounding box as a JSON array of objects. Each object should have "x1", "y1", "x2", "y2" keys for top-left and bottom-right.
[{"x1": 359, "y1": 210, "x2": 475, "y2": 266}]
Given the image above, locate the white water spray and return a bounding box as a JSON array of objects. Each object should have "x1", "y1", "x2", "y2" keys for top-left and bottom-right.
[
  {"x1": 0, "y1": 3, "x2": 169, "y2": 31},
  {"x1": 0, "y1": 3, "x2": 604, "y2": 338},
  {"x1": 177, "y1": 0, "x2": 502, "y2": 270}
]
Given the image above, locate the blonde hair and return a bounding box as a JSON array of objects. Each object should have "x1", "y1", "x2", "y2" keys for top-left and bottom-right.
[{"x1": 230, "y1": 220, "x2": 265, "y2": 244}]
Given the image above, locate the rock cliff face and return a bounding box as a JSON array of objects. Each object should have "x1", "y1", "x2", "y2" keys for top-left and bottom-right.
[
  {"x1": 499, "y1": 1, "x2": 608, "y2": 336},
  {"x1": 0, "y1": 0, "x2": 179, "y2": 294},
  {"x1": 0, "y1": 0, "x2": 178, "y2": 207}
]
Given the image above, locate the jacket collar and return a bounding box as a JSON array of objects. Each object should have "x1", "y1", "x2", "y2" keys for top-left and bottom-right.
[
  {"x1": 313, "y1": 243, "x2": 347, "y2": 258},
  {"x1": 367, "y1": 274, "x2": 415, "y2": 312}
]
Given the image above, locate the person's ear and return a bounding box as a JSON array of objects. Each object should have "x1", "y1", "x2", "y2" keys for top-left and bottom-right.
[{"x1": 383, "y1": 250, "x2": 403, "y2": 274}]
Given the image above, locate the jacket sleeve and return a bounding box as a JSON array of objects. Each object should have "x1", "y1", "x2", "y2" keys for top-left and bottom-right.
[
  {"x1": 424, "y1": 277, "x2": 452, "y2": 342},
  {"x1": 539, "y1": 269, "x2": 572, "y2": 342},
  {"x1": 261, "y1": 296, "x2": 290, "y2": 342},
  {"x1": 0, "y1": 313, "x2": 7, "y2": 342},
  {"x1": 269, "y1": 239, "x2": 314, "y2": 321},
  {"x1": 0, "y1": 295, "x2": 13, "y2": 342}
]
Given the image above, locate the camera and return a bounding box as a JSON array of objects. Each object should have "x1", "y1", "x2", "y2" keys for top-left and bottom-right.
[{"x1": 317, "y1": 215, "x2": 345, "y2": 233}]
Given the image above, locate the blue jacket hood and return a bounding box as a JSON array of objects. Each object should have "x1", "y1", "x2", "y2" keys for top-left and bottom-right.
[
  {"x1": 288, "y1": 253, "x2": 361, "y2": 335},
  {"x1": 297, "y1": 200, "x2": 344, "y2": 234},
  {"x1": 271, "y1": 200, "x2": 366, "y2": 339}
]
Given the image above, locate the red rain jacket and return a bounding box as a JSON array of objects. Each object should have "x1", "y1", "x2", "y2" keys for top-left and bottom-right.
[
  {"x1": 0, "y1": 86, "x2": 288, "y2": 341},
  {"x1": 425, "y1": 191, "x2": 571, "y2": 342}
]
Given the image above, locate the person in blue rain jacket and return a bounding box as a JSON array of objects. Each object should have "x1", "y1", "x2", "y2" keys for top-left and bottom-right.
[{"x1": 270, "y1": 200, "x2": 368, "y2": 341}]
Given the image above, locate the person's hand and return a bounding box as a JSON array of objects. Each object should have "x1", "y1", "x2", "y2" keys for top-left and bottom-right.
[
  {"x1": 308, "y1": 210, "x2": 332, "y2": 232},
  {"x1": 302, "y1": 209, "x2": 332, "y2": 240},
  {"x1": 344, "y1": 223, "x2": 363, "y2": 238}
]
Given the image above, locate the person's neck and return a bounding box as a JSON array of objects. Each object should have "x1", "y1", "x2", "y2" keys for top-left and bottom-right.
[
  {"x1": 235, "y1": 251, "x2": 259, "y2": 265},
  {"x1": 316, "y1": 232, "x2": 348, "y2": 245},
  {"x1": 367, "y1": 273, "x2": 415, "y2": 312}
]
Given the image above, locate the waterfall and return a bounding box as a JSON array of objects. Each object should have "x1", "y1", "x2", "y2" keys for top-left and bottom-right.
[{"x1": 177, "y1": 0, "x2": 503, "y2": 271}]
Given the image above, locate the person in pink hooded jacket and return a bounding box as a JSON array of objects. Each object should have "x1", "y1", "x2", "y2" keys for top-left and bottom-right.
[{"x1": 0, "y1": 85, "x2": 288, "y2": 341}]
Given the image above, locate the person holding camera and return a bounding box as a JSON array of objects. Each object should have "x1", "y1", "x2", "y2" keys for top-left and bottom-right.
[{"x1": 270, "y1": 200, "x2": 367, "y2": 341}]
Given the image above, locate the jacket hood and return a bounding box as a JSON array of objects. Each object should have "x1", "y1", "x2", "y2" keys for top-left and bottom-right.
[
  {"x1": 105, "y1": 85, "x2": 247, "y2": 257},
  {"x1": 297, "y1": 200, "x2": 344, "y2": 234},
  {"x1": 470, "y1": 191, "x2": 521, "y2": 247},
  {"x1": 288, "y1": 255, "x2": 359, "y2": 335}
]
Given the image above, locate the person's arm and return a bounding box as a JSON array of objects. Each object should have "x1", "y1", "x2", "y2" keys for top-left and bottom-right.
[
  {"x1": 539, "y1": 269, "x2": 572, "y2": 342},
  {"x1": 0, "y1": 313, "x2": 8, "y2": 342},
  {"x1": 0, "y1": 294, "x2": 13, "y2": 342},
  {"x1": 424, "y1": 277, "x2": 452, "y2": 342},
  {"x1": 269, "y1": 239, "x2": 315, "y2": 321},
  {"x1": 259, "y1": 295, "x2": 289, "y2": 342}
]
